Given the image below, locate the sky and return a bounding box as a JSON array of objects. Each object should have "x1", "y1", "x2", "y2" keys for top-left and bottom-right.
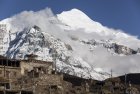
[{"x1": 0, "y1": 0, "x2": 140, "y2": 37}]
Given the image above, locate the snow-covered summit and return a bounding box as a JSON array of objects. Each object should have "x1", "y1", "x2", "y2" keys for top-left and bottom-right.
[{"x1": 57, "y1": 8, "x2": 115, "y2": 36}]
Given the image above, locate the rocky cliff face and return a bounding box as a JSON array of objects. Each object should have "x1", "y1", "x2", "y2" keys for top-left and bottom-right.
[
  {"x1": 112, "y1": 43, "x2": 137, "y2": 55},
  {"x1": 81, "y1": 39, "x2": 138, "y2": 55}
]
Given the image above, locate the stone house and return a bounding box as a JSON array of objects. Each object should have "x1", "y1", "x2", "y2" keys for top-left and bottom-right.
[{"x1": 0, "y1": 55, "x2": 33, "y2": 94}]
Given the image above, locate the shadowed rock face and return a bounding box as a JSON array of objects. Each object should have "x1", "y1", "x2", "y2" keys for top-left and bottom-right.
[
  {"x1": 81, "y1": 39, "x2": 138, "y2": 55},
  {"x1": 112, "y1": 43, "x2": 137, "y2": 55}
]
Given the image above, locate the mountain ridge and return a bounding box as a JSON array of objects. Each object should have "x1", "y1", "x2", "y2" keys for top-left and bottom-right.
[{"x1": 0, "y1": 8, "x2": 140, "y2": 80}]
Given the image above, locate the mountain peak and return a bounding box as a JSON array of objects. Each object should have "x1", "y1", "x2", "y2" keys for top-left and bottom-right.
[
  {"x1": 57, "y1": 8, "x2": 92, "y2": 23},
  {"x1": 57, "y1": 8, "x2": 106, "y2": 33},
  {"x1": 65, "y1": 8, "x2": 89, "y2": 18}
]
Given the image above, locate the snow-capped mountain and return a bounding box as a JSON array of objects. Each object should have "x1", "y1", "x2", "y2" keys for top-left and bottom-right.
[{"x1": 0, "y1": 8, "x2": 140, "y2": 80}]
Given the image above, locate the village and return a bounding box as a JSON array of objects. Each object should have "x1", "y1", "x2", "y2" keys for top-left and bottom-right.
[{"x1": 0, "y1": 54, "x2": 139, "y2": 94}]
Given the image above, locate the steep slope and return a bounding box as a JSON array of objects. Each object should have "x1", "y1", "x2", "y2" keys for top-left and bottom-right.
[{"x1": 0, "y1": 8, "x2": 140, "y2": 80}]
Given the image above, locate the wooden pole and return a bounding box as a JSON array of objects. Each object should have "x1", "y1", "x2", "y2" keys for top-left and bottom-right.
[
  {"x1": 19, "y1": 91, "x2": 21, "y2": 94},
  {"x1": 3, "y1": 57, "x2": 6, "y2": 94},
  {"x1": 110, "y1": 69, "x2": 113, "y2": 78},
  {"x1": 49, "y1": 84, "x2": 51, "y2": 94},
  {"x1": 125, "y1": 73, "x2": 127, "y2": 93},
  {"x1": 125, "y1": 74, "x2": 127, "y2": 86},
  {"x1": 4, "y1": 62, "x2": 5, "y2": 77}
]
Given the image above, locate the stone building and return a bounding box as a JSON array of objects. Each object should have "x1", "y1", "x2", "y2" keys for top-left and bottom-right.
[
  {"x1": 23, "y1": 62, "x2": 63, "y2": 93},
  {"x1": 18, "y1": 54, "x2": 64, "y2": 94},
  {"x1": 0, "y1": 55, "x2": 33, "y2": 94},
  {"x1": 0, "y1": 53, "x2": 64, "y2": 94}
]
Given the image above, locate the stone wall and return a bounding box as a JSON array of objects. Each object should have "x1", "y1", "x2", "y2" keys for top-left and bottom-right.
[
  {"x1": 20, "y1": 60, "x2": 53, "y2": 76},
  {"x1": 0, "y1": 66, "x2": 21, "y2": 79},
  {"x1": 37, "y1": 74, "x2": 63, "y2": 85}
]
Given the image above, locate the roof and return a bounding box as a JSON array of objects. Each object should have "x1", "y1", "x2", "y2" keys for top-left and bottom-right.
[
  {"x1": 22, "y1": 59, "x2": 53, "y2": 65},
  {"x1": 0, "y1": 55, "x2": 20, "y2": 62},
  {"x1": 26, "y1": 54, "x2": 38, "y2": 58}
]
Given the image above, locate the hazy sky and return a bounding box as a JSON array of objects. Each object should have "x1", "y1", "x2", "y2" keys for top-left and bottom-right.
[{"x1": 0, "y1": 0, "x2": 140, "y2": 37}]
